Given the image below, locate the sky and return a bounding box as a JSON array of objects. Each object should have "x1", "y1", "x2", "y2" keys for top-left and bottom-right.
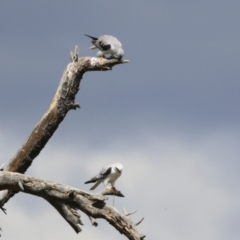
[{"x1": 0, "y1": 1, "x2": 240, "y2": 239}]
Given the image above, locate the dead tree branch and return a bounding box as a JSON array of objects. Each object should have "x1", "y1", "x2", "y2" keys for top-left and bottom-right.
[
  {"x1": 0, "y1": 171, "x2": 145, "y2": 240},
  {"x1": 0, "y1": 46, "x2": 146, "y2": 239},
  {"x1": 0, "y1": 46, "x2": 128, "y2": 207}
]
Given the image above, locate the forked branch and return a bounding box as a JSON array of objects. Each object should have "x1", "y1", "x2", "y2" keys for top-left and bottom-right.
[
  {"x1": 0, "y1": 46, "x2": 128, "y2": 207},
  {"x1": 0, "y1": 47, "x2": 146, "y2": 239}
]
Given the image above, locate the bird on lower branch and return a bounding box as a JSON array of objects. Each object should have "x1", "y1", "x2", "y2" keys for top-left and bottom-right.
[{"x1": 85, "y1": 163, "x2": 123, "y2": 191}]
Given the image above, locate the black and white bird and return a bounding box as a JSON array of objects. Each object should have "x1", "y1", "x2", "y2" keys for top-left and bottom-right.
[
  {"x1": 85, "y1": 163, "x2": 123, "y2": 191},
  {"x1": 84, "y1": 34, "x2": 124, "y2": 59}
]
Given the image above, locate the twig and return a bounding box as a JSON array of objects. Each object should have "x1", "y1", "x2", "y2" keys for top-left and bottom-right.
[
  {"x1": 135, "y1": 218, "x2": 144, "y2": 226},
  {"x1": 89, "y1": 216, "x2": 98, "y2": 227},
  {"x1": 0, "y1": 207, "x2": 6, "y2": 215}
]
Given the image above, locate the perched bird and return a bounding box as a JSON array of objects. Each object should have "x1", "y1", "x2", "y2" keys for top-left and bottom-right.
[
  {"x1": 84, "y1": 34, "x2": 124, "y2": 59},
  {"x1": 85, "y1": 163, "x2": 123, "y2": 191}
]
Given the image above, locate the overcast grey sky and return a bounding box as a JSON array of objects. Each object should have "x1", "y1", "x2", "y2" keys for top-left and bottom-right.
[{"x1": 1, "y1": 1, "x2": 240, "y2": 239}]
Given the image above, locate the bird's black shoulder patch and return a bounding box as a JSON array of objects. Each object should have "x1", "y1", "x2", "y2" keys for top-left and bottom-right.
[
  {"x1": 101, "y1": 167, "x2": 111, "y2": 176},
  {"x1": 99, "y1": 41, "x2": 111, "y2": 50}
]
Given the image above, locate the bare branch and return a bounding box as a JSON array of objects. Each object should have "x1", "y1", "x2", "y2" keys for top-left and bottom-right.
[
  {"x1": 48, "y1": 200, "x2": 83, "y2": 233},
  {"x1": 0, "y1": 171, "x2": 145, "y2": 240},
  {"x1": 125, "y1": 210, "x2": 137, "y2": 217},
  {"x1": 0, "y1": 47, "x2": 128, "y2": 208},
  {"x1": 135, "y1": 218, "x2": 144, "y2": 226},
  {"x1": 89, "y1": 216, "x2": 98, "y2": 227},
  {"x1": 0, "y1": 206, "x2": 6, "y2": 215}
]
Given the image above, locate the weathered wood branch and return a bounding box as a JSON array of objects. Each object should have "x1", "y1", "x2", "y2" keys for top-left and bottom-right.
[
  {"x1": 0, "y1": 46, "x2": 128, "y2": 207},
  {"x1": 0, "y1": 172, "x2": 145, "y2": 240},
  {"x1": 47, "y1": 200, "x2": 83, "y2": 233},
  {"x1": 0, "y1": 47, "x2": 144, "y2": 239}
]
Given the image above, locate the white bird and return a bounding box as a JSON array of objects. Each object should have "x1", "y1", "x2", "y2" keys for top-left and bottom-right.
[
  {"x1": 84, "y1": 34, "x2": 124, "y2": 59},
  {"x1": 85, "y1": 163, "x2": 123, "y2": 191}
]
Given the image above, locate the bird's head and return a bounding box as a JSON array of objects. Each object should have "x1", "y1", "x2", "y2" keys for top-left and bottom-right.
[{"x1": 115, "y1": 163, "x2": 123, "y2": 173}]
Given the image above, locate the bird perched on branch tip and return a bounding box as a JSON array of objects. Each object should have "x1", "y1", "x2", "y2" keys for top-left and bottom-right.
[{"x1": 84, "y1": 34, "x2": 124, "y2": 59}]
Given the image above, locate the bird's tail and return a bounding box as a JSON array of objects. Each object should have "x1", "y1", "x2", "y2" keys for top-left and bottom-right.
[{"x1": 84, "y1": 34, "x2": 98, "y2": 40}]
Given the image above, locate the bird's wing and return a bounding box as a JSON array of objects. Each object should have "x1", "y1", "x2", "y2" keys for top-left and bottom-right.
[
  {"x1": 85, "y1": 34, "x2": 111, "y2": 50},
  {"x1": 95, "y1": 36, "x2": 112, "y2": 51},
  {"x1": 96, "y1": 40, "x2": 111, "y2": 51},
  {"x1": 85, "y1": 167, "x2": 111, "y2": 184},
  {"x1": 99, "y1": 166, "x2": 112, "y2": 176}
]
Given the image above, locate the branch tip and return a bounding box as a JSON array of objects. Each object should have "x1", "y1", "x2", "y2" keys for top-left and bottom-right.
[
  {"x1": 0, "y1": 207, "x2": 7, "y2": 215},
  {"x1": 89, "y1": 216, "x2": 98, "y2": 227},
  {"x1": 69, "y1": 102, "x2": 81, "y2": 110},
  {"x1": 78, "y1": 218, "x2": 84, "y2": 226},
  {"x1": 70, "y1": 51, "x2": 73, "y2": 59},
  {"x1": 74, "y1": 46, "x2": 79, "y2": 54},
  {"x1": 70, "y1": 46, "x2": 79, "y2": 62},
  {"x1": 126, "y1": 209, "x2": 138, "y2": 217},
  {"x1": 135, "y1": 217, "x2": 144, "y2": 226},
  {"x1": 140, "y1": 234, "x2": 146, "y2": 239}
]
